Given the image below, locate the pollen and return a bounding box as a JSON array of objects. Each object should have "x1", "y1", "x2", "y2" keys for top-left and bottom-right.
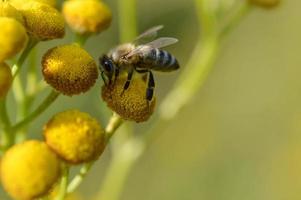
[
  {"x1": 0, "y1": 17, "x2": 28, "y2": 62},
  {"x1": 0, "y1": 2, "x2": 24, "y2": 24},
  {"x1": 0, "y1": 140, "x2": 61, "y2": 200},
  {"x1": 44, "y1": 109, "x2": 106, "y2": 164},
  {"x1": 14, "y1": 1, "x2": 65, "y2": 40},
  {"x1": 63, "y1": 0, "x2": 112, "y2": 35},
  {"x1": 42, "y1": 44, "x2": 98, "y2": 96},
  {"x1": 0, "y1": 62, "x2": 13, "y2": 98},
  {"x1": 249, "y1": 0, "x2": 280, "y2": 8},
  {"x1": 102, "y1": 75, "x2": 156, "y2": 123}
]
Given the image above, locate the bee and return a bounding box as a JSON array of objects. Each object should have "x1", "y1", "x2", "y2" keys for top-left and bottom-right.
[{"x1": 99, "y1": 25, "x2": 180, "y2": 101}]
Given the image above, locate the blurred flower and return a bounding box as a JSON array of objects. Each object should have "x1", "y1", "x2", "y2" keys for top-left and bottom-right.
[
  {"x1": 10, "y1": 0, "x2": 57, "y2": 8},
  {"x1": 1, "y1": 140, "x2": 61, "y2": 200},
  {"x1": 63, "y1": 0, "x2": 112, "y2": 35},
  {"x1": 249, "y1": 0, "x2": 280, "y2": 8},
  {"x1": 102, "y1": 75, "x2": 156, "y2": 123},
  {"x1": 14, "y1": 1, "x2": 64, "y2": 40},
  {"x1": 42, "y1": 44, "x2": 98, "y2": 95},
  {"x1": 44, "y1": 109, "x2": 106, "y2": 164},
  {"x1": 0, "y1": 62, "x2": 13, "y2": 98},
  {"x1": 0, "y1": 17, "x2": 28, "y2": 62},
  {"x1": 0, "y1": 2, "x2": 24, "y2": 24}
]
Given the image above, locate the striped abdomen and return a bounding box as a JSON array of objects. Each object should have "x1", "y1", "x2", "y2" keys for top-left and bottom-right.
[{"x1": 139, "y1": 48, "x2": 179, "y2": 72}]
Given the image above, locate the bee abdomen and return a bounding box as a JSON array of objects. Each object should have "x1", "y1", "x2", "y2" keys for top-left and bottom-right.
[{"x1": 153, "y1": 49, "x2": 179, "y2": 72}]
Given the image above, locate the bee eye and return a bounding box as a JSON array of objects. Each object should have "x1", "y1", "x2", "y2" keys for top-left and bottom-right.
[{"x1": 103, "y1": 61, "x2": 113, "y2": 72}]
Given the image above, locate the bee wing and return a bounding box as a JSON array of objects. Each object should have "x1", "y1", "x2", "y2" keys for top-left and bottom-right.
[
  {"x1": 144, "y1": 37, "x2": 178, "y2": 48},
  {"x1": 125, "y1": 37, "x2": 178, "y2": 58},
  {"x1": 133, "y1": 25, "x2": 164, "y2": 44}
]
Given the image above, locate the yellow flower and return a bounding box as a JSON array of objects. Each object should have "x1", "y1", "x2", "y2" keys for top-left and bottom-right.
[
  {"x1": 0, "y1": 2, "x2": 24, "y2": 24},
  {"x1": 42, "y1": 44, "x2": 98, "y2": 95},
  {"x1": 0, "y1": 17, "x2": 28, "y2": 62},
  {"x1": 10, "y1": 0, "x2": 57, "y2": 8},
  {"x1": 0, "y1": 62, "x2": 13, "y2": 98},
  {"x1": 63, "y1": 0, "x2": 112, "y2": 35},
  {"x1": 102, "y1": 75, "x2": 156, "y2": 123},
  {"x1": 249, "y1": 0, "x2": 280, "y2": 8},
  {"x1": 14, "y1": 1, "x2": 64, "y2": 40},
  {"x1": 1, "y1": 140, "x2": 61, "y2": 200},
  {"x1": 44, "y1": 110, "x2": 106, "y2": 164}
]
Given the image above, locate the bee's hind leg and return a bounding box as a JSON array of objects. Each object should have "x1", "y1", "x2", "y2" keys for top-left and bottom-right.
[{"x1": 135, "y1": 69, "x2": 155, "y2": 102}]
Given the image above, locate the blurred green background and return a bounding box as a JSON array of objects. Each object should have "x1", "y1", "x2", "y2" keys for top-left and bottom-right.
[{"x1": 5, "y1": 0, "x2": 301, "y2": 199}]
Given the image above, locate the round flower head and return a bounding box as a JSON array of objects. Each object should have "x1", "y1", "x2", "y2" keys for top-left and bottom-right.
[
  {"x1": 42, "y1": 44, "x2": 98, "y2": 95},
  {"x1": 102, "y1": 75, "x2": 156, "y2": 123},
  {"x1": 44, "y1": 109, "x2": 106, "y2": 164},
  {"x1": 0, "y1": 2, "x2": 24, "y2": 24},
  {"x1": 10, "y1": 0, "x2": 57, "y2": 8},
  {"x1": 1, "y1": 140, "x2": 61, "y2": 200},
  {"x1": 63, "y1": 0, "x2": 112, "y2": 35},
  {"x1": 249, "y1": 0, "x2": 280, "y2": 8},
  {"x1": 0, "y1": 17, "x2": 28, "y2": 62},
  {"x1": 0, "y1": 62, "x2": 13, "y2": 98},
  {"x1": 14, "y1": 1, "x2": 64, "y2": 40}
]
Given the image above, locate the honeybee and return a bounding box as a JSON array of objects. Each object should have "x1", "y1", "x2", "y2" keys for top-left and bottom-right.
[{"x1": 99, "y1": 25, "x2": 180, "y2": 101}]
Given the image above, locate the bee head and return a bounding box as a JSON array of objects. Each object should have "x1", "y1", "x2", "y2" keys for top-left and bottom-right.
[{"x1": 99, "y1": 55, "x2": 115, "y2": 81}]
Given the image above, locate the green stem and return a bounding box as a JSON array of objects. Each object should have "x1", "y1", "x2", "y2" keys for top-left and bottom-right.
[
  {"x1": 118, "y1": 0, "x2": 137, "y2": 42},
  {"x1": 0, "y1": 98, "x2": 13, "y2": 149},
  {"x1": 74, "y1": 33, "x2": 89, "y2": 47},
  {"x1": 105, "y1": 113, "x2": 123, "y2": 142},
  {"x1": 12, "y1": 90, "x2": 60, "y2": 132},
  {"x1": 96, "y1": 139, "x2": 144, "y2": 200},
  {"x1": 12, "y1": 38, "x2": 38, "y2": 79},
  {"x1": 67, "y1": 162, "x2": 93, "y2": 194},
  {"x1": 55, "y1": 164, "x2": 69, "y2": 200}
]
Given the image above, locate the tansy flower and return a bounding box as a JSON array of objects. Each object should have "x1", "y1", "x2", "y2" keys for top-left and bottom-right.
[
  {"x1": 0, "y1": 140, "x2": 61, "y2": 200},
  {"x1": 0, "y1": 2, "x2": 24, "y2": 24},
  {"x1": 0, "y1": 17, "x2": 28, "y2": 62},
  {"x1": 102, "y1": 75, "x2": 156, "y2": 123},
  {"x1": 249, "y1": 0, "x2": 280, "y2": 8},
  {"x1": 10, "y1": 0, "x2": 57, "y2": 8},
  {"x1": 0, "y1": 62, "x2": 13, "y2": 98},
  {"x1": 44, "y1": 110, "x2": 106, "y2": 164},
  {"x1": 42, "y1": 44, "x2": 98, "y2": 95},
  {"x1": 14, "y1": 1, "x2": 64, "y2": 40},
  {"x1": 63, "y1": 0, "x2": 112, "y2": 35}
]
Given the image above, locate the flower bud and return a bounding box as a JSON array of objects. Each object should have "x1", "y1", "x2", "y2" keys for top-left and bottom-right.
[
  {"x1": 0, "y1": 17, "x2": 28, "y2": 62},
  {"x1": 44, "y1": 110, "x2": 106, "y2": 164},
  {"x1": 42, "y1": 44, "x2": 98, "y2": 95},
  {"x1": 63, "y1": 0, "x2": 112, "y2": 35},
  {"x1": 1, "y1": 140, "x2": 61, "y2": 200},
  {"x1": 0, "y1": 62, "x2": 13, "y2": 98},
  {"x1": 102, "y1": 75, "x2": 156, "y2": 123},
  {"x1": 249, "y1": 0, "x2": 280, "y2": 9},
  {"x1": 14, "y1": 1, "x2": 64, "y2": 40},
  {"x1": 0, "y1": 2, "x2": 24, "y2": 24}
]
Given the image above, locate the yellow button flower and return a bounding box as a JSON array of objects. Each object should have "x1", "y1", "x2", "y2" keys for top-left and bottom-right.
[
  {"x1": 1, "y1": 140, "x2": 61, "y2": 200},
  {"x1": 63, "y1": 0, "x2": 112, "y2": 35},
  {"x1": 102, "y1": 75, "x2": 156, "y2": 123},
  {"x1": 0, "y1": 2, "x2": 24, "y2": 24},
  {"x1": 10, "y1": 0, "x2": 57, "y2": 8},
  {"x1": 0, "y1": 62, "x2": 13, "y2": 98},
  {"x1": 249, "y1": 0, "x2": 280, "y2": 8},
  {"x1": 44, "y1": 110, "x2": 106, "y2": 164},
  {"x1": 0, "y1": 17, "x2": 28, "y2": 62},
  {"x1": 42, "y1": 44, "x2": 98, "y2": 95},
  {"x1": 14, "y1": 1, "x2": 64, "y2": 40}
]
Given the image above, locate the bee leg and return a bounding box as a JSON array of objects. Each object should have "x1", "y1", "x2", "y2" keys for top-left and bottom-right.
[
  {"x1": 120, "y1": 68, "x2": 134, "y2": 96},
  {"x1": 114, "y1": 67, "x2": 119, "y2": 83},
  {"x1": 146, "y1": 71, "x2": 155, "y2": 101},
  {"x1": 101, "y1": 71, "x2": 108, "y2": 85}
]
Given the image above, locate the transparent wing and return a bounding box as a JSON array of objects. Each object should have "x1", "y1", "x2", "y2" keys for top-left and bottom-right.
[
  {"x1": 133, "y1": 25, "x2": 164, "y2": 44},
  {"x1": 125, "y1": 37, "x2": 178, "y2": 58},
  {"x1": 144, "y1": 37, "x2": 178, "y2": 48}
]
